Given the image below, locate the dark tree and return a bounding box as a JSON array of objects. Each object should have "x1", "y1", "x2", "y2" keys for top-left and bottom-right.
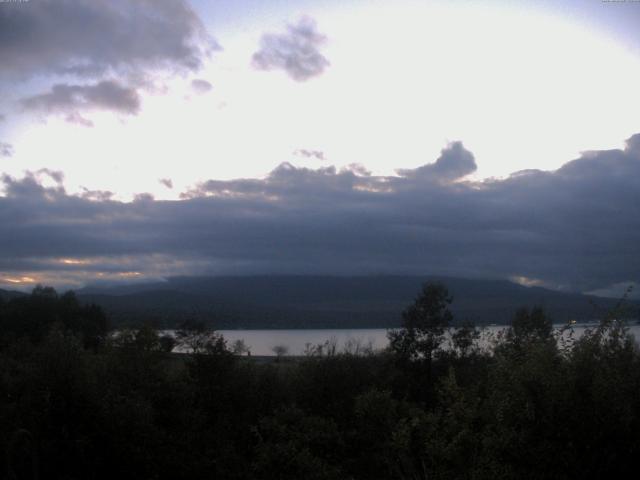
[
  {"x1": 176, "y1": 319, "x2": 222, "y2": 354},
  {"x1": 451, "y1": 320, "x2": 480, "y2": 358},
  {"x1": 507, "y1": 306, "x2": 553, "y2": 345},
  {"x1": 388, "y1": 282, "x2": 453, "y2": 386},
  {"x1": 0, "y1": 286, "x2": 107, "y2": 348}
]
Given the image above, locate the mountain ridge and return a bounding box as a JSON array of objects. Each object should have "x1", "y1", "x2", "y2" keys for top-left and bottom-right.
[{"x1": 73, "y1": 275, "x2": 638, "y2": 329}]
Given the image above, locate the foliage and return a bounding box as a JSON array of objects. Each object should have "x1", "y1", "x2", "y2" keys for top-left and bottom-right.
[
  {"x1": 271, "y1": 344, "x2": 289, "y2": 359},
  {"x1": 175, "y1": 318, "x2": 226, "y2": 354},
  {"x1": 0, "y1": 286, "x2": 108, "y2": 349},
  {"x1": 451, "y1": 320, "x2": 481, "y2": 358},
  {"x1": 388, "y1": 282, "x2": 453, "y2": 364},
  {"x1": 231, "y1": 338, "x2": 251, "y2": 355},
  {"x1": 0, "y1": 284, "x2": 639, "y2": 479},
  {"x1": 508, "y1": 306, "x2": 553, "y2": 344}
]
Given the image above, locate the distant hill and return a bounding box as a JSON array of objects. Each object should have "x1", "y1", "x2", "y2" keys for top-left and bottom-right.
[
  {"x1": 76, "y1": 276, "x2": 639, "y2": 329},
  {"x1": 0, "y1": 288, "x2": 27, "y2": 302}
]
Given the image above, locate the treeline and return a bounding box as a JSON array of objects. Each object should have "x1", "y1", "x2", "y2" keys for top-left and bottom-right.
[{"x1": 1, "y1": 284, "x2": 639, "y2": 479}]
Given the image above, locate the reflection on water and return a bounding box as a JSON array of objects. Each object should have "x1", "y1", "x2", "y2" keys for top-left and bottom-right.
[{"x1": 206, "y1": 324, "x2": 640, "y2": 356}]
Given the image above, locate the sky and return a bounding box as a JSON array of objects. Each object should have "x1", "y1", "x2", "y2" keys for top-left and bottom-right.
[{"x1": 0, "y1": 0, "x2": 639, "y2": 297}]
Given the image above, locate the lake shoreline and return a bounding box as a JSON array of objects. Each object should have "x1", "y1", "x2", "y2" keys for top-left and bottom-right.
[{"x1": 153, "y1": 323, "x2": 640, "y2": 356}]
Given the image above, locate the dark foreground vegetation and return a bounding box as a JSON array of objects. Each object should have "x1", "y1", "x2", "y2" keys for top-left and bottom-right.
[{"x1": 1, "y1": 284, "x2": 639, "y2": 480}]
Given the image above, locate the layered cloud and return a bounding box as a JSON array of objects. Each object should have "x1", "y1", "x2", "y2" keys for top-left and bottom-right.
[
  {"x1": 1, "y1": 138, "x2": 639, "y2": 293},
  {"x1": 0, "y1": 0, "x2": 214, "y2": 79},
  {"x1": 252, "y1": 16, "x2": 330, "y2": 81},
  {"x1": 1, "y1": 0, "x2": 216, "y2": 125},
  {"x1": 21, "y1": 81, "x2": 141, "y2": 126}
]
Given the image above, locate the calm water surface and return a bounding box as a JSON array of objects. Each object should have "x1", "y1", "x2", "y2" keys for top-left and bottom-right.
[{"x1": 212, "y1": 324, "x2": 640, "y2": 356}]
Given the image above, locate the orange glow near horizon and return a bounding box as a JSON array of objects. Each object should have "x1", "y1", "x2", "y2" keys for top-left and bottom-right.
[
  {"x1": 2, "y1": 276, "x2": 37, "y2": 284},
  {"x1": 59, "y1": 258, "x2": 90, "y2": 265},
  {"x1": 510, "y1": 276, "x2": 544, "y2": 288},
  {"x1": 118, "y1": 271, "x2": 142, "y2": 278}
]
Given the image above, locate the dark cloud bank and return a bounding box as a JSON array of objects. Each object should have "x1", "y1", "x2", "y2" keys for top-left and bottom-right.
[
  {"x1": 1, "y1": 0, "x2": 215, "y2": 123},
  {"x1": 0, "y1": 0, "x2": 213, "y2": 78},
  {"x1": 2, "y1": 137, "x2": 640, "y2": 293}
]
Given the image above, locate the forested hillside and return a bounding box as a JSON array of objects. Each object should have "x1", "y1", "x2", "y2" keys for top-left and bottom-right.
[
  {"x1": 1, "y1": 283, "x2": 639, "y2": 479},
  {"x1": 76, "y1": 275, "x2": 635, "y2": 328}
]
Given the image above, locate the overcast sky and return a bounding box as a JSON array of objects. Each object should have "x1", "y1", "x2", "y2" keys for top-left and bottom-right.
[{"x1": 1, "y1": 0, "x2": 639, "y2": 296}]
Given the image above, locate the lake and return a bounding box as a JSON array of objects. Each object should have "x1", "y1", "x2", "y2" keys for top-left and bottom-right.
[{"x1": 210, "y1": 324, "x2": 640, "y2": 356}]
